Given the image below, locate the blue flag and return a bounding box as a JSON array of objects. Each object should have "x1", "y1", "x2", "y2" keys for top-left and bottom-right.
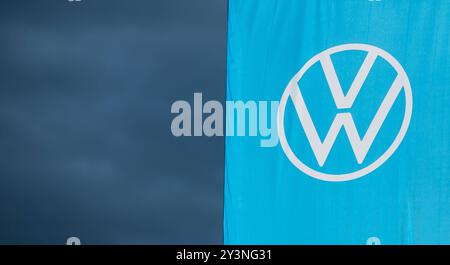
[{"x1": 224, "y1": 0, "x2": 450, "y2": 244}]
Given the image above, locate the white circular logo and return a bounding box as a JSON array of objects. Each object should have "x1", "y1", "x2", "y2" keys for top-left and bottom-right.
[{"x1": 277, "y1": 44, "x2": 413, "y2": 182}]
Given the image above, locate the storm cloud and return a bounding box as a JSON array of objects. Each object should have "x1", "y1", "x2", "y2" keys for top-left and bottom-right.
[{"x1": 0, "y1": 0, "x2": 227, "y2": 244}]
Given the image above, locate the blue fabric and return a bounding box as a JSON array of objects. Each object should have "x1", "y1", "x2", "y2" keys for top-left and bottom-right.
[{"x1": 225, "y1": 0, "x2": 449, "y2": 244}]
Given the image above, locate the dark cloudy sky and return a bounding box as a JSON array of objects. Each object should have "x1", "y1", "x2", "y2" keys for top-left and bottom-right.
[{"x1": 0, "y1": 0, "x2": 227, "y2": 244}]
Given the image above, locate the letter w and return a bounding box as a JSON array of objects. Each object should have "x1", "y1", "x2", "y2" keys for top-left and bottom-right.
[{"x1": 288, "y1": 52, "x2": 404, "y2": 166}]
